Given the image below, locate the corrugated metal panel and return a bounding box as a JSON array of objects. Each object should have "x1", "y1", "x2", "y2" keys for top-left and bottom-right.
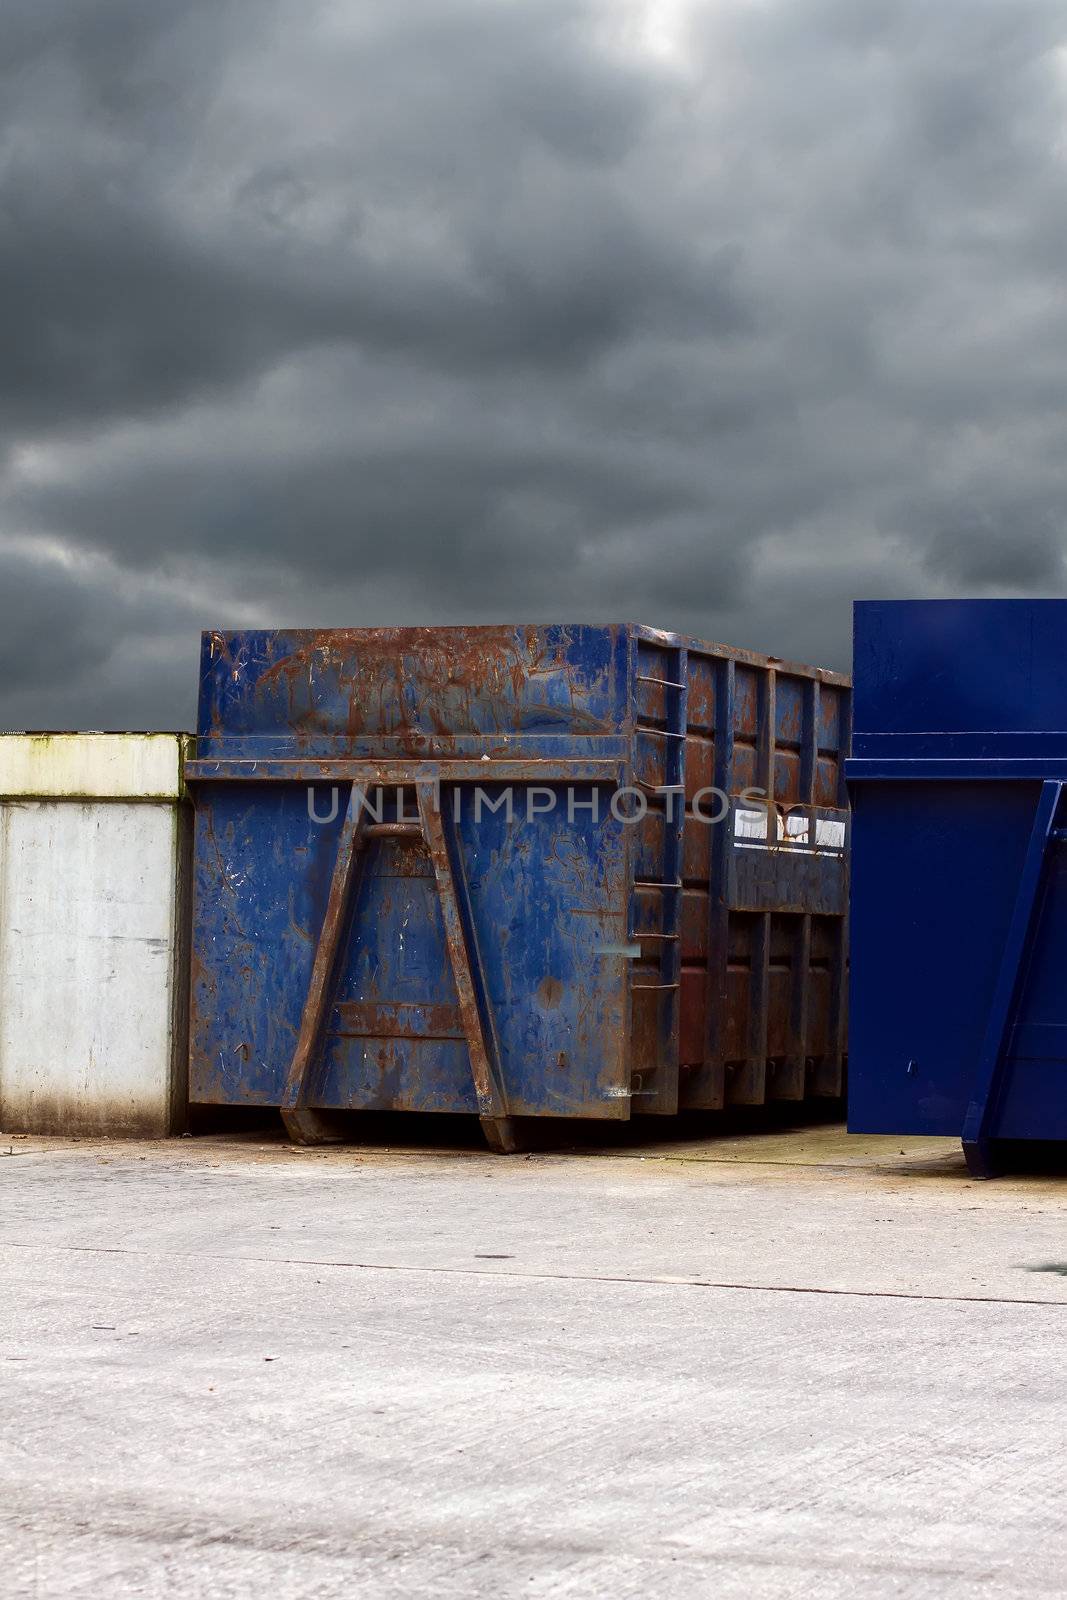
[
  {"x1": 631, "y1": 629, "x2": 850, "y2": 1114},
  {"x1": 0, "y1": 733, "x2": 186, "y2": 799},
  {"x1": 0, "y1": 735, "x2": 190, "y2": 1137},
  {"x1": 187, "y1": 626, "x2": 850, "y2": 1148}
]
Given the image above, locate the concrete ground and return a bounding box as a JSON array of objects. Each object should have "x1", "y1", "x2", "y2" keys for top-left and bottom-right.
[{"x1": 1, "y1": 1122, "x2": 1065, "y2": 1599}]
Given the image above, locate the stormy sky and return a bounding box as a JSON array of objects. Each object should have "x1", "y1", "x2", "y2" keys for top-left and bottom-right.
[{"x1": 2, "y1": 0, "x2": 1066, "y2": 729}]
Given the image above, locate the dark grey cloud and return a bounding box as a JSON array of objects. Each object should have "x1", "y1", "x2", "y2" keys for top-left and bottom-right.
[
  {"x1": 0, "y1": 541, "x2": 210, "y2": 729},
  {"x1": 2, "y1": 0, "x2": 1066, "y2": 728}
]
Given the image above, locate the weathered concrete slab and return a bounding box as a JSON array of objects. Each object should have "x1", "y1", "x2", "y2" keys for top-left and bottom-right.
[
  {"x1": 1, "y1": 1126, "x2": 1064, "y2": 1597},
  {"x1": 0, "y1": 734, "x2": 191, "y2": 1138}
]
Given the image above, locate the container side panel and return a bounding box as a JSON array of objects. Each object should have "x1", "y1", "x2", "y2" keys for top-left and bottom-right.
[
  {"x1": 0, "y1": 800, "x2": 180, "y2": 1136},
  {"x1": 314, "y1": 833, "x2": 477, "y2": 1113},
  {"x1": 190, "y1": 780, "x2": 630, "y2": 1118},
  {"x1": 847, "y1": 781, "x2": 1038, "y2": 1134},
  {"x1": 683, "y1": 652, "x2": 850, "y2": 1110},
  {"x1": 454, "y1": 785, "x2": 630, "y2": 1118},
  {"x1": 728, "y1": 837, "x2": 848, "y2": 916},
  {"x1": 853, "y1": 598, "x2": 1067, "y2": 741},
  {"x1": 197, "y1": 626, "x2": 629, "y2": 751},
  {"x1": 189, "y1": 784, "x2": 347, "y2": 1104},
  {"x1": 998, "y1": 843, "x2": 1067, "y2": 1139},
  {"x1": 773, "y1": 675, "x2": 805, "y2": 805}
]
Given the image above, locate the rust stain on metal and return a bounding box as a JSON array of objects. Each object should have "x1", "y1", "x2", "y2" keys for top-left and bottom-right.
[
  {"x1": 332, "y1": 1001, "x2": 466, "y2": 1040},
  {"x1": 243, "y1": 626, "x2": 617, "y2": 751},
  {"x1": 537, "y1": 975, "x2": 564, "y2": 1010}
]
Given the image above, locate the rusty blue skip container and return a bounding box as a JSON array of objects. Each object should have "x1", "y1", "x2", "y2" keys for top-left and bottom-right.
[
  {"x1": 186, "y1": 626, "x2": 850, "y2": 1150},
  {"x1": 848, "y1": 599, "x2": 1067, "y2": 1174}
]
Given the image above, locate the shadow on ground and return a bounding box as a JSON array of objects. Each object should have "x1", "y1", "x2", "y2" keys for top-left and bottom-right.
[{"x1": 187, "y1": 1098, "x2": 847, "y2": 1154}]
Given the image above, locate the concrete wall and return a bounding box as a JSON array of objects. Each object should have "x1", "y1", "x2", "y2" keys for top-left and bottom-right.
[{"x1": 0, "y1": 735, "x2": 191, "y2": 1137}]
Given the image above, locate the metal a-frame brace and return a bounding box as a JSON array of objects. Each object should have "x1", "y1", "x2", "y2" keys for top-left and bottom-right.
[{"x1": 279, "y1": 778, "x2": 518, "y2": 1153}]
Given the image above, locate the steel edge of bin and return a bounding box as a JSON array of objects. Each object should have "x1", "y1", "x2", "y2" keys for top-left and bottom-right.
[{"x1": 187, "y1": 625, "x2": 850, "y2": 1148}]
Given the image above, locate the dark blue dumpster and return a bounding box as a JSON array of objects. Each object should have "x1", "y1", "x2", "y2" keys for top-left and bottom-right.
[
  {"x1": 848, "y1": 599, "x2": 1067, "y2": 1174},
  {"x1": 186, "y1": 626, "x2": 850, "y2": 1149}
]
